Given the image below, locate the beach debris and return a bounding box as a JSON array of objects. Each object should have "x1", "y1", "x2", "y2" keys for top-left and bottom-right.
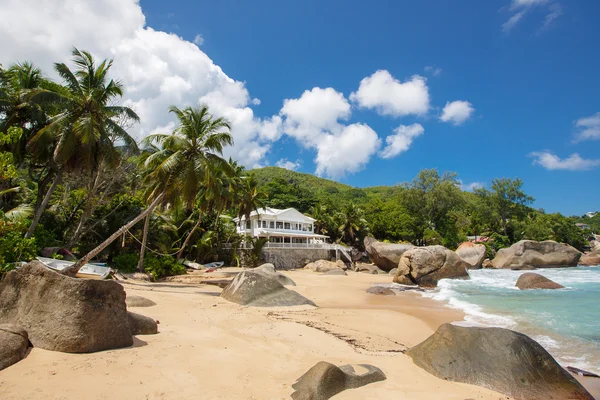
[
  {"x1": 221, "y1": 270, "x2": 316, "y2": 307},
  {"x1": 0, "y1": 261, "x2": 134, "y2": 353},
  {"x1": 393, "y1": 245, "x2": 470, "y2": 287},
  {"x1": 204, "y1": 261, "x2": 225, "y2": 269},
  {"x1": 291, "y1": 361, "x2": 386, "y2": 400},
  {"x1": 126, "y1": 295, "x2": 157, "y2": 308},
  {"x1": 455, "y1": 242, "x2": 486, "y2": 269},
  {"x1": 254, "y1": 263, "x2": 296, "y2": 286},
  {"x1": 0, "y1": 324, "x2": 29, "y2": 371},
  {"x1": 515, "y1": 272, "x2": 564, "y2": 290},
  {"x1": 304, "y1": 260, "x2": 344, "y2": 273},
  {"x1": 323, "y1": 269, "x2": 347, "y2": 276},
  {"x1": 355, "y1": 263, "x2": 386, "y2": 275},
  {"x1": 182, "y1": 260, "x2": 204, "y2": 270},
  {"x1": 364, "y1": 236, "x2": 415, "y2": 272},
  {"x1": 366, "y1": 286, "x2": 395, "y2": 296},
  {"x1": 407, "y1": 323, "x2": 594, "y2": 400},
  {"x1": 567, "y1": 366, "x2": 600, "y2": 378},
  {"x1": 127, "y1": 312, "x2": 158, "y2": 335},
  {"x1": 490, "y1": 240, "x2": 581, "y2": 269}
]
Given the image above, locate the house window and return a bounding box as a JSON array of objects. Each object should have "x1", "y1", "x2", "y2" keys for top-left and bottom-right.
[
  {"x1": 276, "y1": 222, "x2": 283, "y2": 229},
  {"x1": 262, "y1": 221, "x2": 268, "y2": 228},
  {"x1": 269, "y1": 221, "x2": 275, "y2": 229},
  {"x1": 245, "y1": 220, "x2": 251, "y2": 229},
  {"x1": 284, "y1": 222, "x2": 290, "y2": 230}
]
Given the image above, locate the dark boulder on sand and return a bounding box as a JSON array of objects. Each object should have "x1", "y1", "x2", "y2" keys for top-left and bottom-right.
[
  {"x1": 126, "y1": 295, "x2": 157, "y2": 308},
  {"x1": 366, "y1": 286, "x2": 396, "y2": 296},
  {"x1": 515, "y1": 272, "x2": 564, "y2": 290},
  {"x1": 221, "y1": 270, "x2": 316, "y2": 307},
  {"x1": 364, "y1": 237, "x2": 415, "y2": 272},
  {"x1": 291, "y1": 361, "x2": 386, "y2": 400},
  {"x1": 0, "y1": 324, "x2": 29, "y2": 371},
  {"x1": 393, "y1": 245, "x2": 469, "y2": 287},
  {"x1": 127, "y1": 312, "x2": 158, "y2": 335},
  {"x1": 407, "y1": 323, "x2": 593, "y2": 400},
  {"x1": 491, "y1": 240, "x2": 581, "y2": 269},
  {"x1": 0, "y1": 261, "x2": 133, "y2": 353}
]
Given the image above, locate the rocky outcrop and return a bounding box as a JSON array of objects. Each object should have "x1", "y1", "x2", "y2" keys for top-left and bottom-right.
[
  {"x1": 127, "y1": 312, "x2": 158, "y2": 335},
  {"x1": 364, "y1": 237, "x2": 415, "y2": 272},
  {"x1": 355, "y1": 263, "x2": 386, "y2": 275},
  {"x1": 254, "y1": 263, "x2": 296, "y2": 286},
  {"x1": 291, "y1": 361, "x2": 386, "y2": 400},
  {"x1": 221, "y1": 270, "x2": 316, "y2": 307},
  {"x1": 393, "y1": 246, "x2": 469, "y2": 287},
  {"x1": 407, "y1": 324, "x2": 593, "y2": 400},
  {"x1": 126, "y1": 295, "x2": 157, "y2": 308},
  {"x1": 0, "y1": 261, "x2": 133, "y2": 353},
  {"x1": 579, "y1": 251, "x2": 600, "y2": 266},
  {"x1": 455, "y1": 242, "x2": 486, "y2": 269},
  {"x1": 304, "y1": 260, "x2": 344, "y2": 273},
  {"x1": 515, "y1": 273, "x2": 564, "y2": 290},
  {"x1": 491, "y1": 240, "x2": 581, "y2": 269},
  {"x1": 0, "y1": 324, "x2": 29, "y2": 371}
]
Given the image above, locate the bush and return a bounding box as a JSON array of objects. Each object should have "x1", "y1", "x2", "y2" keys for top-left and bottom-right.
[
  {"x1": 0, "y1": 231, "x2": 37, "y2": 266},
  {"x1": 112, "y1": 253, "x2": 139, "y2": 273},
  {"x1": 144, "y1": 255, "x2": 185, "y2": 280}
]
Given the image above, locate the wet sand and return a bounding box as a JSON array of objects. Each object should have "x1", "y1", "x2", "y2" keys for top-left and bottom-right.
[{"x1": 0, "y1": 268, "x2": 596, "y2": 399}]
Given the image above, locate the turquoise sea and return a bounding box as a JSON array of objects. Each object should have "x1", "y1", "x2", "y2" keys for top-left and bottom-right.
[{"x1": 423, "y1": 266, "x2": 600, "y2": 374}]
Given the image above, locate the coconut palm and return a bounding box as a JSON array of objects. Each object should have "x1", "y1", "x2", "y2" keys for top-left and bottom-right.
[
  {"x1": 338, "y1": 202, "x2": 369, "y2": 246},
  {"x1": 25, "y1": 48, "x2": 140, "y2": 239},
  {"x1": 236, "y1": 174, "x2": 267, "y2": 230}
]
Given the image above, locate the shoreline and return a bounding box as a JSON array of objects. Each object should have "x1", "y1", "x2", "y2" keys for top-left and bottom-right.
[{"x1": 0, "y1": 268, "x2": 597, "y2": 399}]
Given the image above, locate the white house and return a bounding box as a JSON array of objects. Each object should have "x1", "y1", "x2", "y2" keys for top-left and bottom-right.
[{"x1": 234, "y1": 207, "x2": 329, "y2": 245}]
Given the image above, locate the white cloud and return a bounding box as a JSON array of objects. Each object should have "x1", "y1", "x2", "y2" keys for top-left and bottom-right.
[
  {"x1": 424, "y1": 66, "x2": 442, "y2": 77},
  {"x1": 530, "y1": 151, "x2": 600, "y2": 171},
  {"x1": 275, "y1": 158, "x2": 301, "y2": 171},
  {"x1": 280, "y1": 87, "x2": 380, "y2": 178},
  {"x1": 350, "y1": 70, "x2": 430, "y2": 117},
  {"x1": 0, "y1": 0, "x2": 278, "y2": 168},
  {"x1": 458, "y1": 180, "x2": 484, "y2": 192},
  {"x1": 193, "y1": 34, "x2": 204, "y2": 46},
  {"x1": 380, "y1": 124, "x2": 424, "y2": 159},
  {"x1": 574, "y1": 112, "x2": 600, "y2": 142},
  {"x1": 440, "y1": 100, "x2": 475, "y2": 125},
  {"x1": 503, "y1": 0, "x2": 562, "y2": 33}
]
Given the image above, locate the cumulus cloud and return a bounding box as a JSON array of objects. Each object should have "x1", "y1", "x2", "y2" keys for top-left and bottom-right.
[
  {"x1": 574, "y1": 112, "x2": 600, "y2": 142},
  {"x1": 380, "y1": 124, "x2": 424, "y2": 159},
  {"x1": 275, "y1": 158, "x2": 301, "y2": 171},
  {"x1": 440, "y1": 101, "x2": 475, "y2": 125},
  {"x1": 349, "y1": 70, "x2": 430, "y2": 117},
  {"x1": 530, "y1": 151, "x2": 600, "y2": 171},
  {"x1": 503, "y1": 0, "x2": 562, "y2": 33},
  {"x1": 280, "y1": 87, "x2": 380, "y2": 178},
  {"x1": 0, "y1": 0, "x2": 278, "y2": 168},
  {"x1": 424, "y1": 66, "x2": 442, "y2": 77}
]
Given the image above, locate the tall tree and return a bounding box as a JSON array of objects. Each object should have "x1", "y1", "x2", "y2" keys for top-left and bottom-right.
[
  {"x1": 338, "y1": 202, "x2": 369, "y2": 247},
  {"x1": 236, "y1": 174, "x2": 267, "y2": 231}
]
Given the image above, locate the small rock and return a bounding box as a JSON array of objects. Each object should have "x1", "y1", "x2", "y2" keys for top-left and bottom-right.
[
  {"x1": 0, "y1": 324, "x2": 29, "y2": 371},
  {"x1": 127, "y1": 312, "x2": 158, "y2": 335},
  {"x1": 125, "y1": 295, "x2": 156, "y2": 308},
  {"x1": 366, "y1": 286, "x2": 396, "y2": 296}
]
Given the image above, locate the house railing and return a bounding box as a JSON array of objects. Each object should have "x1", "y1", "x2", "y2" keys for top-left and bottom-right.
[{"x1": 221, "y1": 242, "x2": 349, "y2": 251}]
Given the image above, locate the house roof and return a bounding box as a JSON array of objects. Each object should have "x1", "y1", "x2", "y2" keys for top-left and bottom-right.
[
  {"x1": 255, "y1": 230, "x2": 328, "y2": 238},
  {"x1": 235, "y1": 207, "x2": 316, "y2": 222}
]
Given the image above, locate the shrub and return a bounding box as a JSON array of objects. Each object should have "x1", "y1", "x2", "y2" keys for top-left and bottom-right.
[
  {"x1": 144, "y1": 255, "x2": 186, "y2": 280},
  {"x1": 0, "y1": 231, "x2": 37, "y2": 266},
  {"x1": 112, "y1": 253, "x2": 139, "y2": 273}
]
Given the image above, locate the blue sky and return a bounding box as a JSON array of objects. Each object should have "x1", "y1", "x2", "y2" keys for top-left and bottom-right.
[{"x1": 0, "y1": 0, "x2": 599, "y2": 215}]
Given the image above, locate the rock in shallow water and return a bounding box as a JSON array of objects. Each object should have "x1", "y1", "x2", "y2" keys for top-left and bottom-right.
[
  {"x1": 394, "y1": 245, "x2": 469, "y2": 287},
  {"x1": 0, "y1": 324, "x2": 29, "y2": 371},
  {"x1": 407, "y1": 323, "x2": 593, "y2": 400},
  {"x1": 491, "y1": 240, "x2": 581, "y2": 269},
  {"x1": 515, "y1": 272, "x2": 564, "y2": 290},
  {"x1": 291, "y1": 361, "x2": 386, "y2": 400}
]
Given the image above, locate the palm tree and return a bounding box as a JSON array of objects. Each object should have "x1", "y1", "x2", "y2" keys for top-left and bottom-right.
[
  {"x1": 338, "y1": 202, "x2": 369, "y2": 246},
  {"x1": 236, "y1": 174, "x2": 267, "y2": 231},
  {"x1": 26, "y1": 48, "x2": 140, "y2": 239}
]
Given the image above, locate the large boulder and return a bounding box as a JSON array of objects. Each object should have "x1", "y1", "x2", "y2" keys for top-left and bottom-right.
[
  {"x1": 515, "y1": 272, "x2": 564, "y2": 290},
  {"x1": 491, "y1": 240, "x2": 581, "y2": 269},
  {"x1": 127, "y1": 312, "x2": 158, "y2": 335},
  {"x1": 579, "y1": 250, "x2": 600, "y2": 266},
  {"x1": 0, "y1": 261, "x2": 133, "y2": 353},
  {"x1": 291, "y1": 361, "x2": 386, "y2": 400},
  {"x1": 221, "y1": 270, "x2": 316, "y2": 307},
  {"x1": 407, "y1": 324, "x2": 593, "y2": 400},
  {"x1": 364, "y1": 237, "x2": 415, "y2": 272},
  {"x1": 455, "y1": 242, "x2": 486, "y2": 269},
  {"x1": 0, "y1": 324, "x2": 29, "y2": 371},
  {"x1": 304, "y1": 260, "x2": 343, "y2": 273},
  {"x1": 254, "y1": 263, "x2": 296, "y2": 286},
  {"x1": 393, "y1": 245, "x2": 469, "y2": 287}
]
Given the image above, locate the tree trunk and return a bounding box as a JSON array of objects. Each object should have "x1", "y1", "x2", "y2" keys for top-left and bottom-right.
[
  {"x1": 137, "y1": 213, "x2": 151, "y2": 272},
  {"x1": 176, "y1": 216, "x2": 202, "y2": 260},
  {"x1": 63, "y1": 193, "x2": 165, "y2": 275},
  {"x1": 66, "y1": 169, "x2": 102, "y2": 249},
  {"x1": 25, "y1": 168, "x2": 63, "y2": 239}
]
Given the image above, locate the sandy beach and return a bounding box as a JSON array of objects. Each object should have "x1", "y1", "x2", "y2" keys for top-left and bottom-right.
[{"x1": 0, "y1": 268, "x2": 597, "y2": 399}]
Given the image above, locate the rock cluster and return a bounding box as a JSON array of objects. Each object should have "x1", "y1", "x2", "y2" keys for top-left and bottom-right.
[
  {"x1": 304, "y1": 260, "x2": 345, "y2": 273},
  {"x1": 407, "y1": 323, "x2": 593, "y2": 400},
  {"x1": 515, "y1": 272, "x2": 564, "y2": 290},
  {"x1": 491, "y1": 240, "x2": 581, "y2": 269},
  {"x1": 579, "y1": 250, "x2": 600, "y2": 266},
  {"x1": 455, "y1": 242, "x2": 486, "y2": 269},
  {"x1": 393, "y1": 245, "x2": 469, "y2": 287},
  {"x1": 291, "y1": 361, "x2": 386, "y2": 400},
  {"x1": 364, "y1": 237, "x2": 414, "y2": 272}
]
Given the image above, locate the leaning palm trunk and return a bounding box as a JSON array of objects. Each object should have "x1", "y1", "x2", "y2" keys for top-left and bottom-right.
[
  {"x1": 25, "y1": 168, "x2": 63, "y2": 239},
  {"x1": 137, "y1": 213, "x2": 151, "y2": 272},
  {"x1": 63, "y1": 193, "x2": 165, "y2": 275},
  {"x1": 176, "y1": 217, "x2": 202, "y2": 260}
]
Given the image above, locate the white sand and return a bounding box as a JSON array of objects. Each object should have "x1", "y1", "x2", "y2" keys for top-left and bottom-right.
[{"x1": 0, "y1": 268, "x2": 580, "y2": 399}]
